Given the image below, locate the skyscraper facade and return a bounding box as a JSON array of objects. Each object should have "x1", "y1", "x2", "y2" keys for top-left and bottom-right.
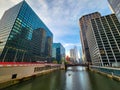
[
  {"x1": 31, "y1": 28, "x2": 46, "y2": 61},
  {"x1": 108, "y1": 0, "x2": 120, "y2": 22},
  {"x1": 86, "y1": 14, "x2": 120, "y2": 66},
  {"x1": 52, "y1": 43, "x2": 65, "y2": 64},
  {"x1": 79, "y1": 12, "x2": 101, "y2": 63},
  {"x1": 0, "y1": 1, "x2": 53, "y2": 62},
  {"x1": 70, "y1": 46, "x2": 78, "y2": 62},
  {"x1": 70, "y1": 49, "x2": 74, "y2": 61}
]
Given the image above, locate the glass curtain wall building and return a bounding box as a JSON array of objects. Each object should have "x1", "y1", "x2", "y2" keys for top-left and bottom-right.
[
  {"x1": 108, "y1": 0, "x2": 120, "y2": 22},
  {"x1": 79, "y1": 12, "x2": 101, "y2": 63},
  {"x1": 86, "y1": 14, "x2": 120, "y2": 66},
  {"x1": 52, "y1": 43, "x2": 65, "y2": 64},
  {"x1": 0, "y1": 1, "x2": 53, "y2": 62}
]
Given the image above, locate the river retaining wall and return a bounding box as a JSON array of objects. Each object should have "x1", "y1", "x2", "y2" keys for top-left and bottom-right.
[
  {"x1": 90, "y1": 66, "x2": 120, "y2": 81},
  {"x1": 0, "y1": 64, "x2": 61, "y2": 89}
]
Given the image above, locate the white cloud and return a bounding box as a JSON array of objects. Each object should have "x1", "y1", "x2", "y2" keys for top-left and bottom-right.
[
  {"x1": 26, "y1": 0, "x2": 111, "y2": 43},
  {"x1": 64, "y1": 43, "x2": 81, "y2": 48},
  {"x1": 9, "y1": 0, "x2": 21, "y2": 4}
]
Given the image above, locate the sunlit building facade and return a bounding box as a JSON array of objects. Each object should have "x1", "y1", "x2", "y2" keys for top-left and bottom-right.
[
  {"x1": 52, "y1": 43, "x2": 65, "y2": 64},
  {"x1": 70, "y1": 46, "x2": 78, "y2": 63},
  {"x1": 70, "y1": 49, "x2": 74, "y2": 61},
  {"x1": 79, "y1": 12, "x2": 101, "y2": 63},
  {"x1": 0, "y1": 1, "x2": 53, "y2": 62},
  {"x1": 87, "y1": 14, "x2": 120, "y2": 66},
  {"x1": 108, "y1": 0, "x2": 120, "y2": 22}
]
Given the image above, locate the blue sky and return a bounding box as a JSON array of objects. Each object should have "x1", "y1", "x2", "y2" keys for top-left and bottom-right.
[{"x1": 0, "y1": 0, "x2": 112, "y2": 57}]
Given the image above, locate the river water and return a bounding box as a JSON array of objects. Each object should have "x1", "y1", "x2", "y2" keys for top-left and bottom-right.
[{"x1": 2, "y1": 66, "x2": 120, "y2": 90}]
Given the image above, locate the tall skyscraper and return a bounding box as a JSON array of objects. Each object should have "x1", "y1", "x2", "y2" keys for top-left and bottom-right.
[
  {"x1": 108, "y1": 0, "x2": 120, "y2": 22},
  {"x1": 70, "y1": 49, "x2": 74, "y2": 61},
  {"x1": 70, "y1": 46, "x2": 78, "y2": 63},
  {"x1": 31, "y1": 28, "x2": 46, "y2": 61},
  {"x1": 0, "y1": 1, "x2": 53, "y2": 62},
  {"x1": 79, "y1": 12, "x2": 101, "y2": 63},
  {"x1": 52, "y1": 43, "x2": 65, "y2": 64},
  {"x1": 86, "y1": 14, "x2": 120, "y2": 66}
]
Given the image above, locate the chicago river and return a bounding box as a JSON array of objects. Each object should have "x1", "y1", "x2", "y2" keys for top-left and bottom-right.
[{"x1": 2, "y1": 66, "x2": 120, "y2": 90}]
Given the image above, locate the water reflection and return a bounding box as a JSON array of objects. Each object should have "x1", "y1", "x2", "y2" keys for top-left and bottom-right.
[
  {"x1": 65, "y1": 66, "x2": 92, "y2": 90},
  {"x1": 2, "y1": 66, "x2": 120, "y2": 90}
]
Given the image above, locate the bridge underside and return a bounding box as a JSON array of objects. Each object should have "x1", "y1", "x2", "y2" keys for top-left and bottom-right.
[{"x1": 65, "y1": 64, "x2": 89, "y2": 67}]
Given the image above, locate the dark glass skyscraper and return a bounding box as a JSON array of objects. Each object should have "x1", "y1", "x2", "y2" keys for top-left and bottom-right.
[
  {"x1": 0, "y1": 1, "x2": 53, "y2": 62},
  {"x1": 52, "y1": 43, "x2": 65, "y2": 64},
  {"x1": 31, "y1": 28, "x2": 46, "y2": 61}
]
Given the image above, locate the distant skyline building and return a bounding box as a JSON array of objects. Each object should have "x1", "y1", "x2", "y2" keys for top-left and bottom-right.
[
  {"x1": 108, "y1": 0, "x2": 120, "y2": 22},
  {"x1": 79, "y1": 12, "x2": 101, "y2": 63},
  {"x1": 52, "y1": 43, "x2": 65, "y2": 64},
  {"x1": 0, "y1": 1, "x2": 53, "y2": 62},
  {"x1": 70, "y1": 46, "x2": 78, "y2": 62},
  {"x1": 70, "y1": 49, "x2": 74, "y2": 60},
  {"x1": 86, "y1": 14, "x2": 120, "y2": 66}
]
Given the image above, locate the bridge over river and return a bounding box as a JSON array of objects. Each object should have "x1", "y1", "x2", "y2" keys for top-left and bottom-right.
[{"x1": 2, "y1": 66, "x2": 120, "y2": 90}]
